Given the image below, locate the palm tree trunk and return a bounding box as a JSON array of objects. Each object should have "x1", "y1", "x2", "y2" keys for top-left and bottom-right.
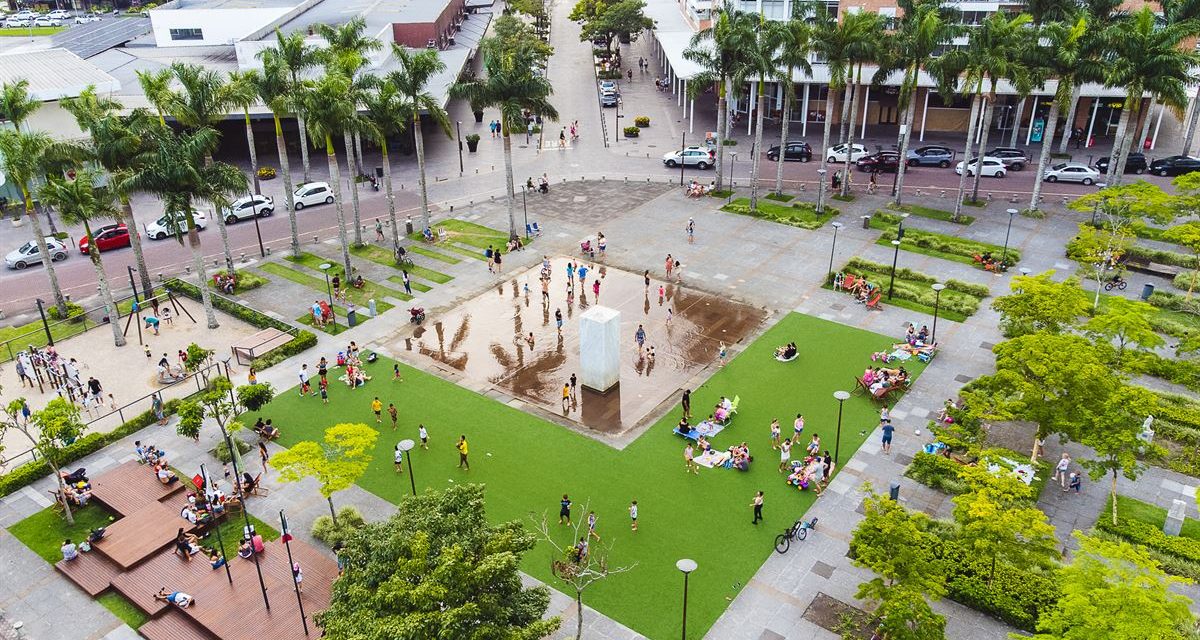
[
  {"x1": 203, "y1": 155, "x2": 236, "y2": 275},
  {"x1": 326, "y1": 136, "x2": 354, "y2": 283},
  {"x1": 414, "y1": 114, "x2": 432, "y2": 232},
  {"x1": 1182, "y1": 94, "x2": 1200, "y2": 156},
  {"x1": 188, "y1": 225, "x2": 219, "y2": 329},
  {"x1": 1138, "y1": 96, "x2": 1156, "y2": 157},
  {"x1": 1104, "y1": 96, "x2": 1134, "y2": 187},
  {"x1": 1113, "y1": 99, "x2": 1141, "y2": 186},
  {"x1": 970, "y1": 91, "x2": 996, "y2": 203},
  {"x1": 820, "y1": 86, "x2": 837, "y2": 175},
  {"x1": 353, "y1": 131, "x2": 365, "y2": 178},
  {"x1": 119, "y1": 196, "x2": 153, "y2": 295},
  {"x1": 274, "y1": 114, "x2": 299, "y2": 258},
  {"x1": 842, "y1": 69, "x2": 861, "y2": 198},
  {"x1": 84, "y1": 221, "x2": 125, "y2": 347},
  {"x1": 893, "y1": 79, "x2": 919, "y2": 206},
  {"x1": 839, "y1": 81, "x2": 852, "y2": 144},
  {"x1": 382, "y1": 143, "x2": 400, "y2": 260},
  {"x1": 774, "y1": 74, "x2": 792, "y2": 196},
  {"x1": 839, "y1": 80, "x2": 854, "y2": 195},
  {"x1": 749, "y1": 81, "x2": 766, "y2": 212},
  {"x1": 343, "y1": 130, "x2": 363, "y2": 247},
  {"x1": 714, "y1": 77, "x2": 730, "y2": 192},
  {"x1": 297, "y1": 112, "x2": 312, "y2": 182},
  {"x1": 23, "y1": 191, "x2": 68, "y2": 316},
  {"x1": 1058, "y1": 84, "x2": 1081, "y2": 155},
  {"x1": 1029, "y1": 98, "x2": 1059, "y2": 213},
  {"x1": 953, "y1": 93, "x2": 981, "y2": 221},
  {"x1": 244, "y1": 112, "x2": 259, "y2": 191},
  {"x1": 501, "y1": 124, "x2": 518, "y2": 239}
]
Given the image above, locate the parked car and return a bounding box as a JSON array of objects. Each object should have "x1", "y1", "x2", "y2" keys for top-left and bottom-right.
[
  {"x1": 598, "y1": 80, "x2": 617, "y2": 93},
  {"x1": 78, "y1": 223, "x2": 131, "y2": 254},
  {"x1": 662, "y1": 146, "x2": 715, "y2": 169},
  {"x1": 766, "y1": 141, "x2": 812, "y2": 162},
  {"x1": 985, "y1": 147, "x2": 1029, "y2": 170},
  {"x1": 6, "y1": 238, "x2": 68, "y2": 270},
  {"x1": 905, "y1": 145, "x2": 955, "y2": 167},
  {"x1": 1149, "y1": 155, "x2": 1200, "y2": 177},
  {"x1": 4, "y1": 16, "x2": 31, "y2": 27},
  {"x1": 955, "y1": 157, "x2": 1007, "y2": 177},
  {"x1": 9, "y1": 9, "x2": 37, "y2": 19},
  {"x1": 1043, "y1": 162, "x2": 1101, "y2": 185},
  {"x1": 145, "y1": 210, "x2": 208, "y2": 240},
  {"x1": 32, "y1": 16, "x2": 61, "y2": 26},
  {"x1": 46, "y1": 9, "x2": 70, "y2": 19},
  {"x1": 74, "y1": 12, "x2": 102, "y2": 23},
  {"x1": 221, "y1": 194, "x2": 274, "y2": 223},
  {"x1": 824, "y1": 143, "x2": 869, "y2": 164},
  {"x1": 600, "y1": 92, "x2": 620, "y2": 108},
  {"x1": 291, "y1": 182, "x2": 334, "y2": 209},
  {"x1": 856, "y1": 151, "x2": 901, "y2": 173},
  {"x1": 1094, "y1": 153, "x2": 1148, "y2": 175}
]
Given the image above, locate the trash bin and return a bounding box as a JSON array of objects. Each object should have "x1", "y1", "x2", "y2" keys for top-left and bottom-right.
[
  {"x1": 347, "y1": 307, "x2": 357, "y2": 327},
  {"x1": 405, "y1": 217, "x2": 414, "y2": 235},
  {"x1": 889, "y1": 481, "x2": 901, "y2": 501},
  {"x1": 368, "y1": 299, "x2": 376, "y2": 317},
  {"x1": 1141, "y1": 283, "x2": 1155, "y2": 301},
  {"x1": 861, "y1": 215, "x2": 871, "y2": 230}
]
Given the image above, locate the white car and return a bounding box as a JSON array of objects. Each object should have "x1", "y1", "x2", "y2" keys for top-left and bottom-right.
[
  {"x1": 33, "y1": 16, "x2": 61, "y2": 26},
  {"x1": 292, "y1": 182, "x2": 334, "y2": 210},
  {"x1": 955, "y1": 157, "x2": 1007, "y2": 178},
  {"x1": 10, "y1": 10, "x2": 37, "y2": 19},
  {"x1": 5, "y1": 238, "x2": 68, "y2": 270},
  {"x1": 4, "y1": 16, "x2": 31, "y2": 27},
  {"x1": 221, "y1": 194, "x2": 274, "y2": 223},
  {"x1": 825, "y1": 143, "x2": 869, "y2": 164},
  {"x1": 46, "y1": 9, "x2": 70, "y2": 19},
  {"x1": 74, "y1": 12, "x2": 102, "y2": 23},
  {"x1": 145, "y1": 210, "x2": 208, "y2": 240},
  {"x1": 1043, "y1": 162, "x2": 1100, "y2": 185},
  {"x1": 662, "y1": 146, "x2": 715, "y2": 169}
]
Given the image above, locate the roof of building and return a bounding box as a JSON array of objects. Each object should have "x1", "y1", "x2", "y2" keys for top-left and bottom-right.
[
  {"x1": 260, "y1": 0, "x2": 457, "y2": 40},
  {"x1": 0, "y1": 48, "x2": 121, "y2": 100},
  {"x1": 155, "y1": 0, "x2": 299, "y2": 9}
]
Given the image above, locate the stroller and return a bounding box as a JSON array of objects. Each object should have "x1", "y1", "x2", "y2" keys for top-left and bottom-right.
[{"x1": 410, "y1": 307, "x2": 426, "y2": 325}]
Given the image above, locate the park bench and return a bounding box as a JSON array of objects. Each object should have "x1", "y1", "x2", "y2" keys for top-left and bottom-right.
[
  {"x1": 1123, "y1": 255, "x2": 1184, "y2": 279},
  {"x1": 230, "y1": 328, "x2": 294, "y2": 367}
]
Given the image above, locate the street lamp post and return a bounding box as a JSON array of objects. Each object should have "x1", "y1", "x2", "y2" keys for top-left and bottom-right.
[
  {"x1": 826, "y1": 221, "x2": 843, "y2": 284},
  {"x1": 1001, "y1": 208, "x2": 1017, "y2": 268},
  {"x1": 676, "y1": 559, "x2": 697, "y2": 640},
  {"x1": 35, "y1": 298, "x2": 53, "y2": 347},
  {"x1": 679, "y1": 131, "x2": 686, "y2": 186},
  {"x1": 931, "y1": 283, "x2": 945, "y2": 344},
  {"x1": 455, "y1": 121, "x2": 464, "y2": 176},
  {"x1": 521, "y1": 189, "x2": 529, "y2": 240},
  {"x1": 279, "y1": 511, "x2": 310, "y2": 635},
  {"x1": 887, "y1": 239, "x2": 901, "y2": 300},
  {"x1": 727, "y1": 152, "x2": 737, "y2": 203},
  {"x1": 833, "y1": 390, "x2": 850, "y2": 465},
  {"x1": 319, "y1": 263, "x2": 336, "y2": 330},
  {"x1": 398, "y1": 439, "x2": 417, "y2": 496},
  {"x1": 816, "y1": 168, "x2": 827, "y2": 214},
  {"x1": 198, "y1": 463, "x2": 233, "y2": 584}
]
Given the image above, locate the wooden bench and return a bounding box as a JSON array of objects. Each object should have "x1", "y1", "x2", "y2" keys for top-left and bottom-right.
[
  {"x1": 56, "y1": 550, "x2": 121, "y2": 596},
  {"x1": 1124, "y1": 255, "x2": 1184, "y2": 279},
  {"x1": 138, "y1": 607, "x2": 217, "y2": 640},
  {"x1": 90, "y1": 460, "x2": 186, "y2": 518},
  {"x1": 230, "y1": 328, "x2": 294, "y2": 366}
]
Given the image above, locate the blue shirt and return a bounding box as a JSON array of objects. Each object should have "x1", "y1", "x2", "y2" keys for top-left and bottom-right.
[
  {"x1": 578, "y1": 267, "x2": 588, "y2": 279},
  {"x1": 882, "y1": 424, "x2": 895, "y2": 437}
]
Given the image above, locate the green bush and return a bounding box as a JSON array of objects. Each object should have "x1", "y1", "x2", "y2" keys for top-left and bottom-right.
[
  {"x1": 873, "y1": 212, "x2": 1021, "y2": 265},
  {"x1": 237, "y1": 383, "x2": 275, "y2": 412},
  {"x1": 1096, "y1": 513, "x2": 1200, "y2": 564},
  {"x1": 214, "y1": 437, "x2": 252, "y2": 463},
  {"x1": 1090, "y1": 529, "x2": 1200, "y2": 580},
  {"x1": 840, "y1": 257, "x2": 988, "y2": 318},
  {"x1": 311, "y1": 506, "x2": 367, "y2": 548},
  {"x1": 1123, "y1": 351, "x2": 1200, "y2": 393},
  {"x1": 48, "y1": 301, "x2": 86, "y2": 323},
  {"x1": 207, "y1": 270, "x2": 268, "y2": 294},
  {"x1": 1124, "y1": 244, "x2": 1197, "y2": 269},
  {"x1": 1172, "y1": 271, "x2": 1200, "y2": 293},
  {"x1": 597, "y1": 69, "x2": 622, "y2": 79},
  {"x1": 942, "y1": 545, "x2": 1059, "y2": 631},
  {"x1": 623, "y1": 126, "x2": 639, "y2": 137},
  {"x1": 1148, "y1": 290, "x2": 1200, "y2": 315},
  {"x1": 465, "y1": 133, "x2": 480, "y2": 143},
  {"x1": 904, "y1": 452, "x2": 969, "y2": 494},
  {"x1": 634, "y1": 116, "x2": 650, "y2": 127},
  {"x1": 164, "y1": 278, "x2": 316, "y2": 370}
]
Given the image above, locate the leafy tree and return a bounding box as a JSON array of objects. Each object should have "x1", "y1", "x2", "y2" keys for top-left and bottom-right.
[
  {"x1": 953, "y1": 463, "x2": 1059, "y2": 581},
  {"x1": 183, "y1": 343, "x2": 214, "y2": 375},
  {"x1": 992, "y1": 271, "x2": 1090, "y2": 336},
  {"x1": 1162, "y1": 221, "x2": 1200, "y2": 299},
  {"x1": 1, "y1": 395, "x2": 86, "y2": 524},
  {"x1": 1028, "y1": 532, "x2": 1196, "y2": 640},
  {"x1": 1068, "y1": 223, "x2": 1135, "y2": 311},
  {"x1": 317, "y1": 483, "x2": 561, "y2": 639},
  {"x1": 175, "y1": 399, "x2": 206, "y2": 442},
  {"x1": 577, "y1": 0, "x2": 653, "y2": 52},
  {"x1": 236, "y1": 383, "x2": 275, "y2": 412},
  {"x1": 270, "y1": 422, "x2": 378, "y2": 525},
  {"x1": 176, "y1": 375, "x2": 236, "y2": 443},
  {"x1": 486, "y1": 13, "x2": 554, "y2": 63},
  {"x1": 1083, "y1": 296, "x2": 1164, "y2": 365},
  {"x1": 1080, "y1": 385, "x2": 1161, "y2": 526},
  {"x1": 871, "y1": 585, "x2": 947, "y2": 640}
]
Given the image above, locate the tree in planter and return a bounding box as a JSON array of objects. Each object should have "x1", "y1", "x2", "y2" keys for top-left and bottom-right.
[
  {"x1": 299, "y1": 73, "x2": 357, "y2": 283},
  {"x1": 317, "y1": 483, "x2": 560, "y2": 638},
  {"x1": 362, "y1": 81, "x2": 407, "y2": 264},
  {"x1": 1031, "y1": 532, "x2": 1195, "y2": 640},
  {"x1": 1068, "y1": 223, "x2": 1135, "y2": 312},
  {"x1": 952, "y1": 464, "x2": 1058, "y2": 583},
  {"x1": 1082, "y1": 297, "x2": 1163, "y2": 366},
  {"x1": 1162, "y1": 222, "x2": 1200, "y2": 299},
  {"x1": 237, "y1": 383, "x2": 275, "y2": 412},
  {"x1": 175, "y1": 375, "x2": 237, "y2": 442},
  {"x1": 1, "y1": 395, "x2": 86, "y2": 524},
  {"x1": 269, "y1": 422, "x2": 378, "y2": 526},
  {"x1": 991, "y1": 271, "x2": 1090, "y2": 336},
  {"x1": 530, "y1": 501, "x2": 637, "y2": 640},
  {"x1": 1080, "y1": 385, "x2": 1162, "y2": 527},
  {"x1": 572, "y1": 0, "x2": 653, "y2": 52},
  {"x1": 771, "y1": 12, "x2": 813, "y2": 197},
  {"x1": 465, "y1": 133, "x2": 481, "y2": 151}
]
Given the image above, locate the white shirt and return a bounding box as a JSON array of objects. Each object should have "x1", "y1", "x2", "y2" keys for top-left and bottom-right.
[
  {"x1": 299, "y1": 368, "x2": 309, "y2": 383},
  {"x1": 394, "y1": 450, "x2": 403, "y2": 464},
  {"x1": 1056, "y1": 458, "x2": 1070, "y2": 472},
  {"x1": 419, "y1": 426, "x2": 428, "y2": 440}
]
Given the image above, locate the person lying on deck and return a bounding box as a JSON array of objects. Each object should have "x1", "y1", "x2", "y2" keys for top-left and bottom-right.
[{"x1": 154, "y1": 589, "x2": 193, "y2": 609}]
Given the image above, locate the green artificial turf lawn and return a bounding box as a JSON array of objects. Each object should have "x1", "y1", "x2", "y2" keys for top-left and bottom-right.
[
  {"x1": 243, "y1": 313, "x2": 922, "y2": 639},
  {"x1": 885, "y1": 204, "x2": 975, "y2": 225},
  {"x1": 98, "y1": 592, "x2": 149, "y2": 629},
  {"x1": 349, "y1": 244, "x2": 454, "y2": 285},
  {"x1": 407, "y1": 245, "x2": 462, "y2": 265},
  {"x1": 8, "y1": 503, "x2": 118, "y2": 564},
  {"x1": 1102, "y1": 494, "x2": 1200, "y2": 540},
  {"x1": 285, "y1": 253, "x2": 411, "y2": 303}
]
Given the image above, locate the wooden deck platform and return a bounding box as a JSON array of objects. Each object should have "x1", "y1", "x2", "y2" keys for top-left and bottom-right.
[
  {"x1": 231, "y1": 328, "x2": 294, "y2": 366},
  {"x1": 90, "y1": 460, "x2": 185, "y2": 517},
  {"x1": 110, "y1": 540, "x2": 215, "y2": 617},
  {"x1": 55, "y1": 550, "x2": 121, "y2": 596},
  {"x1": 93, "y1": 501, "x2": 196, "y2": 570},
  {"x1": 139, "y1": 608, "x2": 217, "y2": 640}
]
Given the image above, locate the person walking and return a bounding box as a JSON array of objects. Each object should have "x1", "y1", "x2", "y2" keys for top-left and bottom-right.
[
  {"x1": 562, "y1": 383, "x2": 571, "y2": 409},
  {"x1": 494, "y1": 249, "x2": 503, "y2": 273},
  {"x1": 394, "y1": 443, "x2": 404, "y2": 473},
  {"x1": 401, "y1": 271, "x2": 412, "y2": 295},
  {"x1": 375, "y1": 218, "x2": 384, "y2": 242},
  {"x1": 686, "y1": 218, "x2": 695, "y2": 243},
  {"x1": 587, "y1": 511, "x2": 601, "y2": 541},
  {"x1": 569, "y1": 373, "x2": 577, "y2": 398},
  {"x1": 559, "y1": 494, "x2": 572, "y2": 524},
  {"x1": 681, "y1": 389, "x2": 691, "y2": 419},
  {"x1": 635, "y1": 324, "x2": 646, "y2": 351},
  {"x1": 388, "y1": 403, "x2": 398, "y2": 431},
  {"x1": 592, "y1": 278, "x2": 600, "y2": 299},
  {"x1": 792, "y1": 413, "x2": 805, "y2": 444},
  {"x1": 881, "y1": 419, "x2": 895, "y2": 454},
  {"x1": 259, "y1": 441, "x2": 269, "y2": 469},
  {"x1": 560, "y1": 128, "x2": 566, "y2": 148},
  {"x1": 666, "y1": 307, "x2": 673, "y2": 325},
  {"x1": 555, "y1": 308, "x2": 563, "y2": 333},
  {"x1": 684, "y1": 443, "x2": 699, "y2": 474},
  {"x1": 629, "y1": 500, "x2": 638, "y2": 531},
  {"x1": 372, "y1": 397, "x2": 383, "y2": 423},
  {"x1": 418, "y1": 424, "x2": 429, "y2": 449},
  {"x1": 456, "y1": 435, "x2": 470, "y2": 470},
  {"x1": 644, "y1": 269, "x2": 651, "y2": 291},
  {"x1": 1055, "y1": 453, "x2": 1071, "y2": 490},
  {"x1": 751, "y1": 491, "x2": 764, "y2": 525},
  {"x1": 578, "y1": 264, "x2": 588, "y2": 287},
  {"x1": 665, "y1": 254, "x2": 673, "y2": 278},
  {"x1": 778, "y1": 439, "x2": 792, "y2": 472},
  {"x1": 718, "y1": 341, "x2": 727, "y2": 367},
  {"x1": 770, "y1": 418, "x2": 781, "y2": 450}
]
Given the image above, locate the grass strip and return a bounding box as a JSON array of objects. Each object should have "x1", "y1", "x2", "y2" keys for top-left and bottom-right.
[
  {"x1": 885, "y1": 204, "x2": 975, "y2": 225},
  {"x1": 408, "y1": 245, "x2": 462, "y2": 264},
  {"x1": 720, "y1": 197, "x2": 839, "y2": 230},
  {"x1": 871, "y1": 212, "x2": 1020, "y2": 267},
  {"x1": 98, "y1": 592, "x2": 148, "y2": 629},
  {"x1": 281, "y1": 254, "x2": 408, "y2": 304},
  {"x1": 349, "y1": 244, "x2": 454, "y2": 284}
]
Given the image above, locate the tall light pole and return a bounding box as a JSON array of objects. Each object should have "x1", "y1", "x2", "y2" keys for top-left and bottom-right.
[
  {"x1": 676, "y1": 559, "x2": 697, "y2": 640},
  {"x1": 827, "y1": 221, "x2": 843, "y2": 284},
  {"x1": 319, "y1": 262, "x2": 336, "y2": 329},
  {"x1": 833, "y1": 390, "x2": 850, "y2": 465},
  {"x1": 1001, "y1": 208, "x2": 1017, "y2": 268},
  {"x1": 816, "y1": 168, "x2": 827, "y2": 213},
  {"x1": 931, "y1": 283, "x2": 945, "y2": 344},
  {"x1": 279, "y1": 511, "x2": 310, "y2": 635},
  {"x1": 398, "y1": 439, "x2": 416, "y2": 496},
  {"x1": 521, "y1": 190, "x2": 529, "y2": 239},
  {"x1": 727, "y1": 152, "x2": 737, "y2": 203},
  {"x1": 887, "y1": 239, "x2": 901, "y2": 300},
  {"x1": 455, "y1": 121, "x2": 464, "y2": 176},
  {"x1": 679, "y1": 132, "x2": 687, "y2": 186}
]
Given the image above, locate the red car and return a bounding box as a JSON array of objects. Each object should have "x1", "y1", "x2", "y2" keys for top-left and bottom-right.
[{"x1": 79, "y1": 223, "x2": 131, "y2": 254}]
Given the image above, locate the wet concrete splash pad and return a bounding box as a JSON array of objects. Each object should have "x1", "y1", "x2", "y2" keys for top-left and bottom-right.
[{"x1": 408, "y1": 257, "x2": 767, "y2": 434}]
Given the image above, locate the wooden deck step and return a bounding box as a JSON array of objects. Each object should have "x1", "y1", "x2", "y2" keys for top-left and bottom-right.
[
  {"x1": 139, "y1": 608, "x2": 216, "y2": 640},
  {"x1": 55, "y1": 550, "x2": 121, "y2": 596}
]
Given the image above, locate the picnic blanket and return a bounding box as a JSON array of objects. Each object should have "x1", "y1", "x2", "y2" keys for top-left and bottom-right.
[
  {"x1": 988, "y1": 456, "x2": 1036, "y2": 486},
  {"x1": 695, "y1": 450, "x2": 730, "y2": 469},
  {"x1": 695, "y1": 421, "x2": 725, "y2": 438}
]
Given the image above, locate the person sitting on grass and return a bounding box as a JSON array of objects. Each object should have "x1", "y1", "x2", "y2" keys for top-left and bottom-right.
[
  {"x1": 61, "y1": 539, "x2": 78, "y2": 561},
  {"x1": 774, "y1": 342, "x2": 798, "y2": 360},
  {"x1": 697, "y1": 435, "x2": 712, "y2": 454}
]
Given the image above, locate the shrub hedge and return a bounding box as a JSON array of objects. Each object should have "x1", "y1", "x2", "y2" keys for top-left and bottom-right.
[
  {"x1": 1172, "y1": 271, "x2": 1199, "y2": 292},
  {"x1": 311, "y1": 506, "x2": 367, "y2": 548},
  {"x1": 1090, "y1": 529, "x2": 1200, "y2": 581},
  {"x1": 942, "y1": 545, "x2": 1059, "y2": 632},
  {"x1": 1123, "y1": 351, "x2": 1200, "y2": 393},
  {"x1": 164, "y1": 278, "x2": 316, "y2": 370},
  {"x1": 874, "y1": 212, "x2": 1021, "y2": 265},
  {"x1": 1096, "y1": 513, "x2": 1200, "y2": 565},
  {"x1": 1149, "y1": 290, "x2": 1200, "y2": 315},
  {"x1": 1125, "y1": 244, "x2": 1196, "y2": 269},
  {"x1": 840, "y1": 257, "x2": 989, "y2": 319},
  {"x1": 721, "y1": 197, "x2": 840, "y2": 230},
  {"x1": 904, "y1": 452, "x2": 969, "y2": 494}
]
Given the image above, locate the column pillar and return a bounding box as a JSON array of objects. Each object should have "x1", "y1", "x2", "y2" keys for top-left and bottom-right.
[
  {"x1": 1152, "y1": 102, "x2": 1165, "y2": 151},
  {"x1": 860, "y1": 84, "x2": 870, "y2": 139},
  {"x1": 1085, "y1": 96, "x2": 1100, "y2": 148},
  {"x1": 800, "y1": 83, "x2": 810, "y2": 138},
  {"x1": 1025, "y1": 96, "x2": 1037, "y2": 145},
  {"x1": 919, "y1": 89, "x2": 930, "y2": 141}
]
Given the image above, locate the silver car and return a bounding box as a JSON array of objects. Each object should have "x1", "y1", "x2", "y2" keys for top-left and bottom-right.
[{"x1": 5, "y1": 238, "x2": 68, "y2": 270}]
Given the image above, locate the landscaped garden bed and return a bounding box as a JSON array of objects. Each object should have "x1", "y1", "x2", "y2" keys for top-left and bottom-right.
[
  {"x1": 871, "y1": 212, "x2": 1020, "y2": 268},
  {"x1": 885, "y1": 203, "x2": 975, "y2": 225},
  {"x1": 720, "y1": 197, "x2": 839, "y2": 230},
  {"x1": 832, "y1": 257, "x2": 991, "y2": 321}
]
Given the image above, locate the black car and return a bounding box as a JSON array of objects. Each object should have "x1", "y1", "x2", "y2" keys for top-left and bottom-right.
[
  {"x1": 985, "y1": 147, "x2": 1029, "y2": 170},
  {"x1": 766, "y1": 141, "x2": 812, "y2": 162},
  {"x1": 856, "y1": 151, "x2": 901, "y2": 173},
  {"x1": 1094, "y1": 153, "x2": 1147, "y2": 175},
  {"x1": 1149, "y1": 155, "x2": 1200, "y2": 177},
  {"x1": 905, "y1": 145, "x2": 954, "y2": 167}
]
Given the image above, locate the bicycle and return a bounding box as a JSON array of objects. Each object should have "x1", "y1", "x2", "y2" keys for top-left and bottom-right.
[
  {"x1": 1103, "y1": 277, "x2": 1127, "y2": 291},
  {"x1": 774, "y1": 516, "x2": 818, "y2": 554}
]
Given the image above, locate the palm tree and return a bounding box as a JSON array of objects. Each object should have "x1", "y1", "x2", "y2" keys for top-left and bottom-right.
[
  {"x1": 361, "y1": 82, "x2": 407, "y2": 260},
  {"x1": 811, "y1": 8, "x2": 855, "y2": 205},
  {"x1": 452, "y1": 41, "x2": 558, "y2": 239},
  {"x1": 261, "y1": 30, "x2": 321, "y2": 182},
  {"x1": 877, "y1": 0, "x2": 960, "y2": 206},
  {"x1": 1056, "y1": 0, "x2": 1123, "y2": 155},
  {"x1": 771, "y1": 14, "x2": 813, "y2": 198},
  {"x1": 1166, "y1": 0, "x2": 1200, "y2": 152},
  {"x1": 838, "y1": 11, "x2": 886, "y2": 197},
  {"x1": 0, "y1": 129, "x2": 79, "y2": 317},
  {"x1": 1099, "y1": 7, "x2": 1200, "y2": 185},
  {"x1": 1029, "y1": 18, "x2": 1089, "y2": 213},
  {"x1": 744, "y1": 17, "x2": 782, "y2": 212},
  {"x1": 0, "y1": 79, "x2": 39, "y2": 131},
  {"x1": 227, "y1": 70, "x2": 264, "y2": 201},
  {"x1": 299, "y1": 73, "x2": 357, "y2": 280},
  {"x1": 39, "y1": 171, "x2": 125, "y2": 347},
  {"x1": 387, "y1": 45, "x2": 454, "y2": 233},
  {"x1": 135, "y1": 69, "x2": 173, "y2": 126},
  {"x1": 123, "y1": 127, "x2": 247, "y2": 329},
  {"x1": 61, "y1": 88, "x2": 158, "y2": 297},
  {"x1": 249, "y1": 57, "x2": 300, "y2": 257}
]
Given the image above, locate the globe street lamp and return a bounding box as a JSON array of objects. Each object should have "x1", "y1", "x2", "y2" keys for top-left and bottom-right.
[
  {"x1": 931, "y1": 283, "x2": 945, "y2": 344},
  {"x1": 887, "y1": 240, "x2": 901, "y2": 300},
  {"x1": 676, "y1": 558, "x2": 697, "y2": 640},
  {"x1": 833, "y1": 390, "x2": 850, "y2": 465},
  {"x1": 826, "y1": 221, "x2": 844, "y2": 284},
  {"x1": 816, "y1": 168, "x2": 827, "y2": 213},
  {"x1": 1001, "y1": 208, "x2": 1018, "y2": 268},
  {"x1": 319, "y1": 262, "x2": 336, "y2": 329},
  {"x1": 398, "y1": 439, "x2": 416, "y2": 496}
]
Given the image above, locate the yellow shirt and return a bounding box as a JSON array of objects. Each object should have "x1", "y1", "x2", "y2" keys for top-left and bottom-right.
[
  {"x1": 457, "y1": 439, "x2": 469, "y2": 455},
  {"x1": 371, "y1": 400, "x2": 382, "y2": 412}
]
